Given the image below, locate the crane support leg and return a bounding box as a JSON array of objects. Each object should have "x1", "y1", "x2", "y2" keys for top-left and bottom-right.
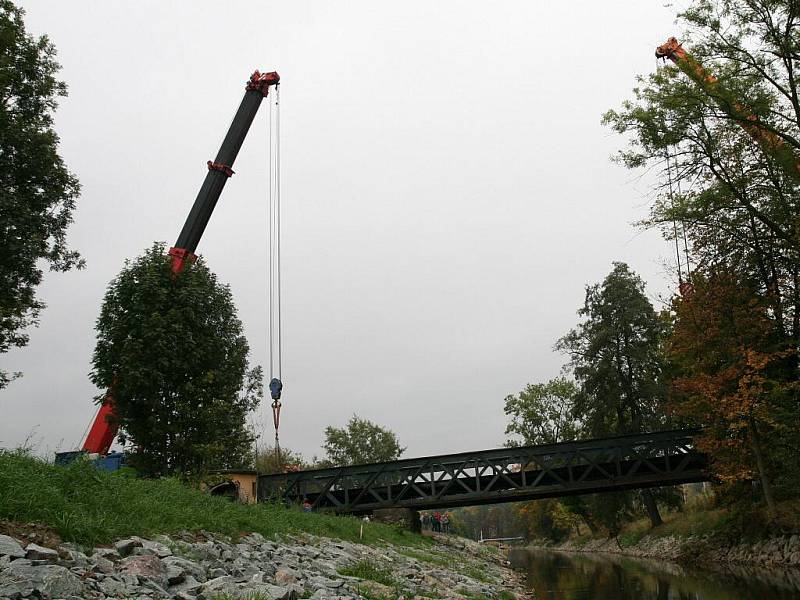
[{"x1": 82, "y1": 396, "x2": 118, "y2": 454}]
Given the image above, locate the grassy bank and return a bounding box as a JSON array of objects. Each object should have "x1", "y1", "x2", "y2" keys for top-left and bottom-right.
[
  {"x1": 566, "y1": 495, "x2": 800, "y2": 549},
  {"x1": 0, "y1": 450, "x2": 427, "y2": 548}
]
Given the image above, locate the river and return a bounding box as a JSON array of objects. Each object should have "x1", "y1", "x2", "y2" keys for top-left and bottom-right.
[{"x1": 507, "y1": 547, "x2": 800, "y2": 599}]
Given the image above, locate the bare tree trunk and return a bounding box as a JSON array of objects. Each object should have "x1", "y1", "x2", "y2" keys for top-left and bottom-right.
[
  {"x1": 749, "y1": 418, "x2": 777, "y2": 517},
  {"x1": 641, "y1": 489, "x2": 663, "y2": 527}
]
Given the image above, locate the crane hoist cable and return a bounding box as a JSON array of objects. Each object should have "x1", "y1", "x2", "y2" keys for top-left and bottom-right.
[
  {"x1": 267, "y1": 84, "x2": 284, "y2": 465},
  {"x1": 665, "y1": 149, "x2": 694, "y2": 296},
  {"x1": 655, "y1": 54, "x2": 697, "y2": 297},
  {"x1": 666, "y1": 152, "x2": 684, "y2": 282},
  {"x1": 676, "y1": 166, "x2": 692, "y2": 277}
]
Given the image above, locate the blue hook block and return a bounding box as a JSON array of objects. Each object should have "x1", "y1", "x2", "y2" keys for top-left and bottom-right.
[{"x1": 269, "y1": 378, "x2": 283, "y2": 400}]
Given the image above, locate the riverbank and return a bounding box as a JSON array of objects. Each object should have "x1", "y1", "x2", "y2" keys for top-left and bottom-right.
[
  {"x1": 0, "y1": 452, "x2": 525, "y2": 599},
  {"x1": 529, "y1": 531, "x2": 800, "y2": 569},
  {"x1": 0, "y1": 529, "x2": 523, "y2": 600},
  {"x1": 0, "y1": 451, "x2": 421, "y2": 547}
]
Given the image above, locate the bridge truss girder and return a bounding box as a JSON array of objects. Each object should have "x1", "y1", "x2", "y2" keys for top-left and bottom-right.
[{"x1": 258, "y1": 429, "x2": 709, "y2": 513}]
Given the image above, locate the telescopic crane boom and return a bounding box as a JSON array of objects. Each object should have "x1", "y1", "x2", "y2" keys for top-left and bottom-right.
[
  {"x1": 81, "y1": 70, "x2": 280, "y2": 456},
  {"x1": 655, "y1": 37, "x2": 800, "y2": 183},
  {"x1": 170, "y1": 70, "x2": 280, "y2": 274}
]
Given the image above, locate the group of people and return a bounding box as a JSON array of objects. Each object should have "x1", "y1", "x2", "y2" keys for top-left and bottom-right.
[{"x1": 420, "y1": 511, "x2": 452, "y2": 533}]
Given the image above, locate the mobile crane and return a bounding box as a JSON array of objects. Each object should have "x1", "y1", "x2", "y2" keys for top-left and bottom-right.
[
  {"x1": 656, "y1": 37, "x2": 800, "y2": 183},
  {"x1": 77, "y1": 69, "x2": 281, "y2": 460}
]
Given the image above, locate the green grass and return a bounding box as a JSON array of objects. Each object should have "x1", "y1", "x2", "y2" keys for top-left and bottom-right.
[
  {"x1": 0, "y1": 450, "x2": 428, "y2": 547},
  {"x1": 614, "y1": 505, "x2": 728, "y2": 544},
  {"x1": 457, "y1": 588, "x2": 489, "y2": 600},
  {"x1": 337, "y1": 560, "x2": 399, "y2": 587},
  {"x1": 396, "y1": 547, "x2": 450, "y2": 567},
  {"x1": 462, "y1": 565, "x2": 492, "y2": 583},
  {"x1": 339, "y1": 560, "x2": 418, "y2": 600},
  {"x1": 210, "y1": 594, "x2": 272, "y2": 600},
  {"x1": 397, "y1": 547, "x2": 497, "y2": 584},
  {"x1": 457, "y1": 589, "x2": 515, "y2": 600},
  {"x1": 593, "y1": 494, "x2": 800, "y2": 546}
]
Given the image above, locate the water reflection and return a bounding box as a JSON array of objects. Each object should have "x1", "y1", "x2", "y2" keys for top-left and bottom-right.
[{"x1": 507, "y1": 548, "x2": 800, "y2": 600}]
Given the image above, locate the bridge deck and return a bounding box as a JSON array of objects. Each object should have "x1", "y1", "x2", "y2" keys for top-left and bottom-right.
[{"x1": 258, "y1": 429, "x2": 709, "y2": 513}]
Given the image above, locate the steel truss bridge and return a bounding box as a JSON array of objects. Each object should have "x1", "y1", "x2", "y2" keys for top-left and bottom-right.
[{"x1": 258, "y1": 429, "x2": 709, "y2": 513}]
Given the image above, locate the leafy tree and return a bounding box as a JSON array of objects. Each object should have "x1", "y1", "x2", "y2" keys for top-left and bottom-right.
[
  {"x1": 603, "y1": 0, "x2": 799, "y2": 359},
  {"x1": 558, "y1": 263, "x2": 670, "y2": 527},
  {"x1": 516, "y1": 498, "x2": 580, "y2": 542},
  {"x1": 255, "y1": 445, "x2": 307, "y2": 475},
  {"x1": 449, "y1": 503, "x2": 523, "y2": 541},
  {"x1": 504, "y1": 377, "x2": 581, "y2": 446},
  {"x1": 668, "y1": 270, "x2": 795, "y2": 515},
  {"x1": 604, "y1": 0, "x2": 800, "y2": 515},
  {"x1": 558, "y1": 263, "x2": 669, "y2": 436},
  {"x1": 322, "y1": 415, "x2": 405, "y2": 466},
  {"x1": 503, "y1": 378, "x2": 587, "y2": 539},
  {"x1": 91, "y1": 243, "x2": 262, "y2": 477},
  {"x1": 0, "y1": 1, "x2": 82, "y2": 388}
]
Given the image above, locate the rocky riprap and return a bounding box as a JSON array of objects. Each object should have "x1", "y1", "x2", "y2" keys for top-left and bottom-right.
[
  {"x1": 0, "y1": 531, "x2": 521, "y2": 600},
  {"x1": 547, "y1": 532, "x2": 800, "y2": 567}
]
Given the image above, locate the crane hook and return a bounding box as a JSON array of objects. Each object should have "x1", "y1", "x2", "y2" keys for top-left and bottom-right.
[{"x1": 269, "y1": 377, "x2": 283, "y2": 401}]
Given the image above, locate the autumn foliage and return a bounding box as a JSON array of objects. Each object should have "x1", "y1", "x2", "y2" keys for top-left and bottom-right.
[{"x1": 667, "y1": 271, "x2": 796, "y2": 508}]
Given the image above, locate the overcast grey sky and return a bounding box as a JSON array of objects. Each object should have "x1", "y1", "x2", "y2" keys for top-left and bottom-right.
[{"x1": 2, "y1": 1, "x2": 681, "y2": 460}]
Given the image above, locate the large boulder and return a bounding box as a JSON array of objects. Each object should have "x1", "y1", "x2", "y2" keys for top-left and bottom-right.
[
  {"x1": 136, "y1": 536, "x2": 173, "y2": 558},
  {"x1": 0, "y1": 535, "x2": 25, "y2": 559},
  {"x1": 0, "y1": 562, "x2": 84, "y2": 599},
  {"x1": 119, "y1": 553, "x2": 167, "y2": 587},
  {"x1": 89, "y1": 553, "x2": 116, "y2": 574},
  {"x1": 275, "y1": 567, "x2": 300, "y2": 585},
  {"x1": 163, "y1": 555, "x2": 207, "y2": 583},
  {"x1": 114, "y1": 537, "x2": 143, "y2": 557},
  {"x1": 198, "y1": 575, "x2": 238, "y2": 600},
  {"x1": 24, "y1": 543, "x2": 58, "y2": 562},
  {"x1": 96, "y1": 575, "x2": 134, "y2": 597},
  {"x1": 239, "y1": 582, "x2": 300, "y2": 600}
]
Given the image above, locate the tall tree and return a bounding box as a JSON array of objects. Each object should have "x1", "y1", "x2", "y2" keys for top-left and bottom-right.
[
  {"x1": 604, "y1": 0, "x2": 800, "y2": 513},
  {"x1": 504, "y1": 377, "x2": 580, "y2": 446},
  {"x1": 91, "y1": 243, "x2": 262, "y2": 477},
  {"x1": 603, "y1": 0, "x2": 800, "y2": 358},
  {"x1": 0, "y1": 1, "x2": 82, "y2": 388},
  {"x1": 558, "y1": 263, "x2": 669, "y2": 527},
  {"x1": 668, "y1": 270, "x2": 794, "y2": 514},
  {"x1": 322, "y1": 415, "x2": 405, "y2": 467}
]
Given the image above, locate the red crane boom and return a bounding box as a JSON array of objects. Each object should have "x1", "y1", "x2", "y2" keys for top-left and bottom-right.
[
  {"x1": 656, "y1": 37, "x2": 800, "y2": 183},
  {"x1": 81, "y1": 70, "x2": 280, "y2": 455}
]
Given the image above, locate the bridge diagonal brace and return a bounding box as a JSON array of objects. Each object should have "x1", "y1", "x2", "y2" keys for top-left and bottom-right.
[
  {"x1": 574, "y1": 450, "x2": 615, "y2": 483},
  {"x1": 482, "y1": 461, "x2": 520, "y2": 493},
  {"x1": 311, "y1": 471, "x2": 346, "y2": 509},
  {"x1": 394, "y1": 461, "x2": 433, "y2": 503},
  {"x1": 529, "y1": 456, "x2": 569, "y2": 487},
  {"x1": 433, "y1": 462, "x2": 478, "y2": 500},
  {"x1": 348, "y1": 464, "x2": 390, "y2": 509}
]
